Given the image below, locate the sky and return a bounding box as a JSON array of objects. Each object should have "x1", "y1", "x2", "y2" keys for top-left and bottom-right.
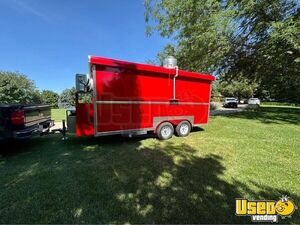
[{"x1": 0, "y1": 0, "x2": 170, "y2": 93}]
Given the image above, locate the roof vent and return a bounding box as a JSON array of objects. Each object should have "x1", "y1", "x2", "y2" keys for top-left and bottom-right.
[{"x1": 163, "y1": 56, "x2": 177, "y2": 69}]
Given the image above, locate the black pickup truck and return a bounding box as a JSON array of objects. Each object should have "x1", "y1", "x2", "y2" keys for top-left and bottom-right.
[{"x1": 0, "y1": 104, "x2": 54, "y2": 141}]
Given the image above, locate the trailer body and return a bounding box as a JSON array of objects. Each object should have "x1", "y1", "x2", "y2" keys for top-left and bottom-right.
[{"x1": 75, "y1": 56, "x2": 215, "y2": 138}]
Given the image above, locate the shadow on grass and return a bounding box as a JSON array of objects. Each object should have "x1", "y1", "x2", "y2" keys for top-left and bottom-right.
[
  {"x1": 0, "y1": 135, "x2": 299, "y2": 224},
  {"x1": 215, "y1": 106, "x2": 300, "y2": 125}
]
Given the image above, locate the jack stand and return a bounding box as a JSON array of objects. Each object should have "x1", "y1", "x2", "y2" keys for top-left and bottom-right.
[{"x1": 62, "y1": 120, "x2": 67, "y2": 140}]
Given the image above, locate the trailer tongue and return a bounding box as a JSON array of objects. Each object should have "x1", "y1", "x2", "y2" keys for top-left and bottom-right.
[{"x1": 69, "y1": 56, "x2": 215, "y2": 140}]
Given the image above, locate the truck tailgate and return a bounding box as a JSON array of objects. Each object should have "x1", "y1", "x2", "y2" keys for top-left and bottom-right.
[{"x1": 24, "y1": 105, "x2": 51, "y2": 127}]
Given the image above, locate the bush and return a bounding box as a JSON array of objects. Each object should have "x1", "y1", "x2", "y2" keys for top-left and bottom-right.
[{"x1": 210, "y1": 102, "x2": 220, "y2": 110}]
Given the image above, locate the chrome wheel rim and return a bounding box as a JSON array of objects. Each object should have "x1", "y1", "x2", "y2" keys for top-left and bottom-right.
[
  {"x1": 180, "y1": 124, "x2": 189, "y2": 135},
  {"x1": 161, "y1": 126, "x2": 172, "y2": 138}
]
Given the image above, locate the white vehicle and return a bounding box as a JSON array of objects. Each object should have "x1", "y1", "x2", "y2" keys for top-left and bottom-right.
[
  {"x1": 223, "y1": 97, "x2": 238, "y2": 108},
  {"x1": 248, "y1": 98, "x2": 261, "y2": 105}
]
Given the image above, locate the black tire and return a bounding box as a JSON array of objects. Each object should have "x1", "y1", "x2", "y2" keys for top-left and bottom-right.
[
  {"x1": 157, "y1": 122, "x2": 174, "y2": 140},
  {"x1": 175, "y1": 121, "x2": 191, "y2": 137}
]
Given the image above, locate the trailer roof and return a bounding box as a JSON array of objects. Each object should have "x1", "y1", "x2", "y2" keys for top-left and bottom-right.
[{"x1": 89, "y1": 56, "x2": 215, "y2": 82}]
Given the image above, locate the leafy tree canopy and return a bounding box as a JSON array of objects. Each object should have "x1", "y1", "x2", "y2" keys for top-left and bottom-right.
[
  {"x1": 59, "y1": 87, "x2": 76, "y2": 108},
  {"x1": 218, "y1": 79, "x2": 258, "y2": 100},
  {"x1": 145, "y1": 0, "x2": 300, "y2": 101},
  {"x1": 41, "y1": 90, "x2": 59, "y2": 107},
  {"x1": 0, "y1": 71, "x2": 41, "y2": 104}
]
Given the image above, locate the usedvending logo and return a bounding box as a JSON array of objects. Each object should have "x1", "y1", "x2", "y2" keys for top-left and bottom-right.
[{"x1": 235, "y1": 196, "x2": 297, "y2": 222}]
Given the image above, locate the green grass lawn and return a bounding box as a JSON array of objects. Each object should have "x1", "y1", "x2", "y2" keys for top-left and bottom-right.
[
  {"x1": 261, "y1": 101, "x2": 300, "y2": 107},
  {"x1": 1, "y1": 106, "x2": 299, "y2": 223},
  {"x1": 51, "y1": 108, "x2": 66, "y2": 122}
]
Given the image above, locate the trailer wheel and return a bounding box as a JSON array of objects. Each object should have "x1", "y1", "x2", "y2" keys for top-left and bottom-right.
[
  {"x1": 157, "y1": 122, "x2": 174, "y2": 140},
  {"x1": 175, "y1": 121, "x2": 191, "y2": 137}
]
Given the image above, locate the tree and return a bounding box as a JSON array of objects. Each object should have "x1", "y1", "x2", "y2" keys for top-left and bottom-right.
[
  {"x1": 222, "y1": 0, "x2": 300, "y2": 102},
  {"x1": 0, "y1": 71, "x2": 41, "y2": 104},
  {"x1": 32, "y1": 90, "x2": 42, "y2": 104},
  {"x1": 145, "y1": 0, "x2": 300, "y2": 102},
  {"x1": 218, "y1": 80, "x2": 258, "y2": 101},
  {"x1": 41, "y1": 90, "x2": 59, "y2": 107},
  {"x1": 145, "y1": 0, "x2": 234, "y2": 72},
  {"x1": 59, "y1": 87, "x2": 76, "y2": 108}
]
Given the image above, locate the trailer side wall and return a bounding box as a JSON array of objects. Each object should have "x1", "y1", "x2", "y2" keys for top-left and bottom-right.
[
  {"x1": 94, "y1": 65, "x2": 211, "y2": 133},
  {"x1": 76, "y1": 57, "x2": 214, "y2": 137}
]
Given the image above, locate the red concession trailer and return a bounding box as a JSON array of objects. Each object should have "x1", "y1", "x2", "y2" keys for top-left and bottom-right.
[{"x1": 73, "y1": 56, "x2": 215, "y2": 140}]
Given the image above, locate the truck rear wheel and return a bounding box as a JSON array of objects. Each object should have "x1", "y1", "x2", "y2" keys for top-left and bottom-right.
[
  {"x1": 157, "y1": 122, "x2": 174, "y2": 140},
  {"x1": 175, "y1": 121, "x2": 191, "y2": 137}
]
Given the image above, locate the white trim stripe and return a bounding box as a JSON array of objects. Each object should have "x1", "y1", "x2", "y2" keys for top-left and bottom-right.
[{"x1": 96, "y1": 100, "x2": 209, "y2": 105}]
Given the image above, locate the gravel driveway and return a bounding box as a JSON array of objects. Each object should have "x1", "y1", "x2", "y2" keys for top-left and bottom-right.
[{"x1": 210, "y1": 104, "x2": 248, "y2": 116}]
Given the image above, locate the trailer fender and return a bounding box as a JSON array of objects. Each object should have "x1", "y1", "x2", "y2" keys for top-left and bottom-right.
[{"x1": 153, "y1": 117, "x2": 193, "y2": 133}]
